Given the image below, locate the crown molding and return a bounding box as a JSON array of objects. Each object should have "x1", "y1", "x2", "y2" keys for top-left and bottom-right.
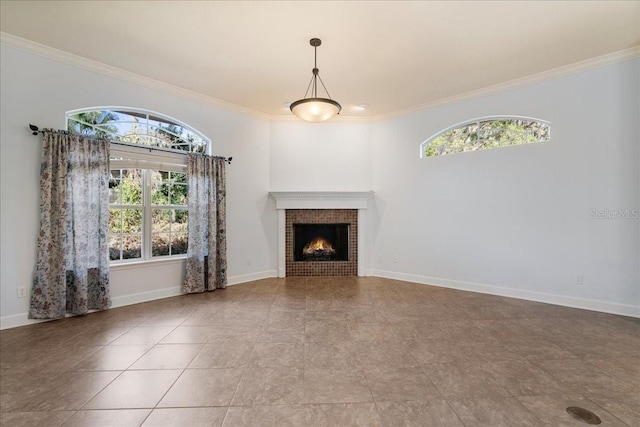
[
  {"x1": 0, "y1": 32, "x2": 271, "y2": 121},
  {"x1": 372, "y1": 46, "x2": 640, "y2": 122},
  {"x1": 2, "y1": 32, "x2": 638, "y2": 124}
]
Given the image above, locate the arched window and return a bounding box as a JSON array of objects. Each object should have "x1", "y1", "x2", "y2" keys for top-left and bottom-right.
[
  {"x1": 66, "y1": 107, "x2": 210, "y2": 263},
  {"x1": 420, "y1": 116, "x2": 550, "y2": 158},
  {"x1": 66, "y1": 107, "x2": 209, "y2": 154}
]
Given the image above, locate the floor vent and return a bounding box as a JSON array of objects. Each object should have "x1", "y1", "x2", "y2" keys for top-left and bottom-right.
[{"x1": 566, "y1": 407, "x2": 602, "y2": 425}]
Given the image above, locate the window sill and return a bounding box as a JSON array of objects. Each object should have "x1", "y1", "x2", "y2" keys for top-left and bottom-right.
[{"x1": 109, "y1": 256, "x2": 187, "y2": 271}]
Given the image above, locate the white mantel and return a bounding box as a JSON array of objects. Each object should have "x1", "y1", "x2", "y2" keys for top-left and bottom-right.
[{"x1": 270, "y1": 191, "x2": 374, "y2": 277}]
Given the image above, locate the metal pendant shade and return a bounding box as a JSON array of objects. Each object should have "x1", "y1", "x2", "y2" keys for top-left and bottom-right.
[{"x1": 290, "y1": 38, "x2": 341, "y2": 122}]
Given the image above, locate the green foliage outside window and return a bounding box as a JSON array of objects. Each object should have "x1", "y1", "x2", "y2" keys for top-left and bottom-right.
[
  {"x1": 150, "y1": 171, "x2": 188, "y2": 257},
  {"x1": 108, "y1": 169, "x2": 188, "y2": 261},
  {"x1": 68, "y1": 111, "x2": 119, "y2": 139},
  {"x1": 109, "y1": 169, "x2": 143, "y2": 260},
  {"x1": 423, "y1": 118, "x2": 550, "y2": 157}
]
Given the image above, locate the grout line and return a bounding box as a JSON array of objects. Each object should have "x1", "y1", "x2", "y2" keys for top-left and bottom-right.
[
  {"x1": 138, "y1": 407, "x2": 154, "y2": 426},
  {"x1": 3, "y1": 277, "x2": 639, "y2": 425},
  {"x1": 443, "y1": 398, "x2": 469, "y2": 427}
]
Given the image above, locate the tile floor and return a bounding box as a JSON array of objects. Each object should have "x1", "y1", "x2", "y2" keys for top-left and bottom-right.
[{"x1": 1, "y1": 277, "x2": 639, "y2": 426}]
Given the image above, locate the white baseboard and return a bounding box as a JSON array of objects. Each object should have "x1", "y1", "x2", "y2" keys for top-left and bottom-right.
[
  {"x1": 110, "y1": 286, "x2": 183, "y2": 308},
  {"x1": 0, "y1": 286, "x2": 183, "y2": 330},
  {"x1": 0, "y1": 270, "x2": 279, "y2": 330},
  {"x1": 366, "y1": 269, "x2": 640, "y2": 318},
  {"x1": 0, "y1": 313, "x2": 48, "y2": 330},
  {"x1": 227, "y1": 270, "x2": 278, "y2": 286},
  {"x1": 4, "y1": 269, "x2": 636, "y2": 329}
]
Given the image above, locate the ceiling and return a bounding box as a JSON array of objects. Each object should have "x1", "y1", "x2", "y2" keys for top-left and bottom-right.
[{"x1": 1, "y1": 1, "x2": 639, "y2": 119}]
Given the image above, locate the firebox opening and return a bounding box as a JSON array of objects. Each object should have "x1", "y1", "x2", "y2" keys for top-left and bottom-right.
[{"x1": 293, "y1": 223, "x2": 349, "y2": 262}]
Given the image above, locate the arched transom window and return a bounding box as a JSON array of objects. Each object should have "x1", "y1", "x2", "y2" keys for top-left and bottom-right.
[
  {"x1": 421, "y1": 116, "x2": 550, "y2": 158},
  {"x1": 66, "y1": 107, "x2": 209, "y2": 154}
]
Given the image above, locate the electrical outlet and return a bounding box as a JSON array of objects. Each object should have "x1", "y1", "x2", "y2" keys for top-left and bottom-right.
[
  {"x1": 576, "y1": 275, "x2": 584, "y2": 285},
  {"x1": 393, "y1": 255, "x2": 398, "y2": 263},
  {"x1": 17, "y1": 287, "x2": 27, "y2": 298}
]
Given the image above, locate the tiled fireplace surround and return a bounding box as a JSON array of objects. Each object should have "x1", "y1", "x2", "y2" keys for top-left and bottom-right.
[
  {"x1": 286, "y1": 209, "x2": 357, "y2": 276},
  {"x1": 270, "y1": 192, "x2": 373, "y2": 277}
]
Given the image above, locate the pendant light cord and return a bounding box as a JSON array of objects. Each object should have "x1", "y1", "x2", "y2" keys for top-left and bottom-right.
[
  {"x1": 301, "y1": 43, "x2": 334, "y2": 100},
  {"x1": 313, "y1": 44, "x2": 318, "y2": 97},
  {"x1": 317, "y1": 74, "x2": 333, "y2": 100}
]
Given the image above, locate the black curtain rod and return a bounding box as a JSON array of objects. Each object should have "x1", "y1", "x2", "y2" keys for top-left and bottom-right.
[{"x1": 28, "y1": 124, "x2": 232, "y2": 164}]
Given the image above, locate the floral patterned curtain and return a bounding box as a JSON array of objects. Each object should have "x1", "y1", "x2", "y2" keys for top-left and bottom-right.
[
  {"x1": 183, "y1": 154, "x2": 227, "y2": 293},
  {"x1": 30, "y1": 130, "x2": 111, "y2": 319}
]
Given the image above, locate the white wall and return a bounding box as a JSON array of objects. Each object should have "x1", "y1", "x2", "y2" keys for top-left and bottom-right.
[
  {"x1": 269, "y1": 121, "x2": 373, "y2": 191},
  {"x1": 0, "y1": 45, "x2": 277, "y2": 327},
  {"x1": 369, "y1": 59, "x2": 640, "y2": 315}
]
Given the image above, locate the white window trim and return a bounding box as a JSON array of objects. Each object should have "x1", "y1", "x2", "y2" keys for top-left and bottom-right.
[
  {"x1": 109, "y1": 159, "x2": 189, "y2": 265},
  {"x1": 109, "y1": 255, "x2": 187, "y2": 271},
  {"x1": 110, "y1": 144, "x2": 188, "y2": 172}
]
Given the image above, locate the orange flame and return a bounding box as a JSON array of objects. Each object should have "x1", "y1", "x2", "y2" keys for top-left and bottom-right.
[{"x1": 303, "y1": 237, "x2": 335, "y2": 255}]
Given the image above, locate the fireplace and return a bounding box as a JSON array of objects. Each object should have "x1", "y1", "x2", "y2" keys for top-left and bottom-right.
[
  {"x1": 294, "y1": 223, "x2": 349, "y2": 262},
  {"x1": 270, "y1": 191, "x2": 373, "y2": 277},
  {"x1": 286, "y1": 210, "x2": 357, "y2": 276}
]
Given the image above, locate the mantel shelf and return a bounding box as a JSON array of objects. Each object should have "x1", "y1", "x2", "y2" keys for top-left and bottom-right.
[{"x1": 269, "y1": 191, "x2": 374, "y2": 210}]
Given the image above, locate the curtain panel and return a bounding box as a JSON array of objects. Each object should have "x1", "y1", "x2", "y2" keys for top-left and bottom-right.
[
  {"x1": 183, "y1": 154, "x2": 227, "y2": 293},
  {"x1": 29, "y1": 130, "x2": 111, "y2": 319}
]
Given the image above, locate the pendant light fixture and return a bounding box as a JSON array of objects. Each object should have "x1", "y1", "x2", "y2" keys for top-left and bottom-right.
[{"x1": 290, "y1": 38, "x2": 341, "y2": 123}]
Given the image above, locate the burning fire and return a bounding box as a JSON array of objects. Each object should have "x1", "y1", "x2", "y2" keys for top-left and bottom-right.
[{"x1": 303, "y1": 237, "x2": 336, "y2": 255}]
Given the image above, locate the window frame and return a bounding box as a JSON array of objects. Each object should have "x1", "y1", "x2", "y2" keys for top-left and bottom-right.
[
  {"x1": 149, "y1": 170, "x2": 189, "y2": 259},
  {"x1": 420, "y1": 115, "x2": 550, "y2": 159},
  {"x1": 108, "y1": 167, "x2": 145, "y2": 263},
  {"x1": 108, "y1": 163, "x2": 189, "y2": 265},
  {"x1": 65, "y1": 107, "x2": 210, "y2": 265}
]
